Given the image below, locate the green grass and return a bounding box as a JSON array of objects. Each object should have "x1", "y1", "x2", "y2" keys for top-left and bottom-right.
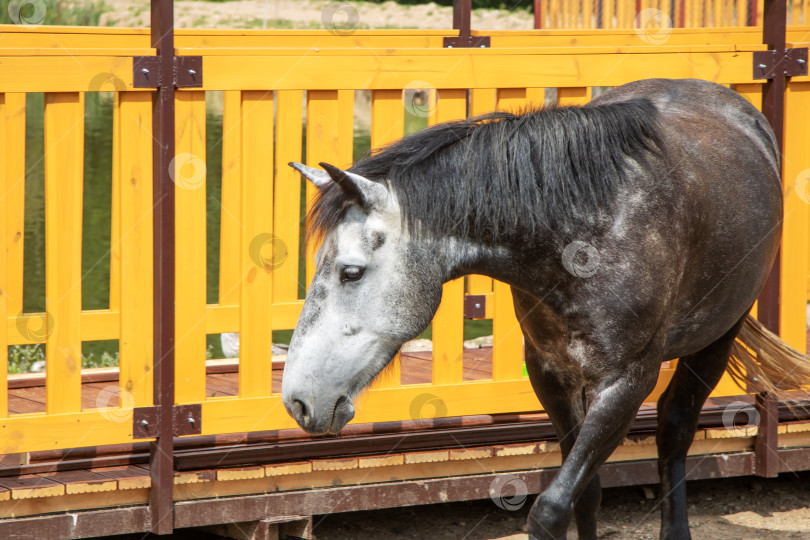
[{"x1": 2, "y1": 0, "x2": 107, "y2": 26}]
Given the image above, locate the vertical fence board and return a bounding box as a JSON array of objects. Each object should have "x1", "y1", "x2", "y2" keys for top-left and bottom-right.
[
  {"x1": 117, "y1": 92, "x2": 154, "y2": 407},
  {"x1": 305, "y1": 90, "x2": 354, "y2": 285},
  {"x1": 497, "y1": 88, "x2": 526, "y2": 112},
  {"x1": 781, "y1": 81, "x2": 810, "y2": 353},
  {"x1": 174, "y1": 91, "x2": 208, "y2": 404},
  {"x1": 239, "y1": 91, "x2": 275, "y2": 398},
  {"x1": 429, "y1": 89, "x2": 466, "y2": 385},
  {"x1": 3, "y1": 93, "x2": 25, "y2": 317},
  {"x1": 219, "y1": 91, "x2": 242, "y2": 309},
  {"x1": 492, "y1": 283, "x2": 523, "y2": 381},
  {"x1": 273, "y1": 90, "x2": 303, "y2": 305},
  {"x1": 44, "y1": 92, "x2": 84, "y2": 414},
  {"x1": 0, "y1": 94, "x2": 9, "y2": 418},
  {"x1": 557, "y1": 87, "x2": 592, "y2": 106},
  {"x1": 370, "y1": 89, "x2": 405, "y2": 388},
  {"x1": 109, "y1": 94, "x2": 121, "y2": 313}
]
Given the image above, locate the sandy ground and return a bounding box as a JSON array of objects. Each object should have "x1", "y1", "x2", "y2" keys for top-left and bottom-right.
[
  {"x1": 100, "y1": 0, "x2": 533, "y2": 30},
  {"x1": 310, "y1": 472, "x2": 810, "y2": 539}
]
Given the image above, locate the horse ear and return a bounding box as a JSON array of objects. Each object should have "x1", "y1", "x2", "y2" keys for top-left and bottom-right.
[
  {"x1": 288, "y1": 162, "x2": 331, "y2": 189},
  {"x1": 319, "y1": 162, "x2": 388, "y2": 210}
]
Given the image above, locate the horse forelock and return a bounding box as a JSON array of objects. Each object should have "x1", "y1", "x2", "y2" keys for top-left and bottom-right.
[{"x1": 307, "y1": 99, "x2": 664, "y2": 246}]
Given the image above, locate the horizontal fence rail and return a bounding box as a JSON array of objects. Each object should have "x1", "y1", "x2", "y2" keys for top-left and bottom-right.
[{"x1": 0, "y1": 25, "x2": 808, "y2": 455}]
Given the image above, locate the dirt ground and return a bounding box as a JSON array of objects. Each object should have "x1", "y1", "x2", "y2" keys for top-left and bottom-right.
[{"x1": 310, "y1": 471, "x2": 810, "y2": 539}]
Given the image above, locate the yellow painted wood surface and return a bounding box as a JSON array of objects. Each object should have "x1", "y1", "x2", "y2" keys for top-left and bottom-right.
[
  {"x1": 273, "y1": 90, "x2": 304, "y2": 305},
  {"x1": 109, "y1": 94, "x2": 121, "y2": 314},
  {"x1": 781, "y1": 81, "x2": 810, "y2": 353},
  {"x1": 116, "y1": 92, "x2": 154, "y2": 407},
  {"x1": 174, "y1": 91, "x2": 208, "y2": 404},
  {"x1": 44, "y1": 92, "x2": 84, "y2": 414},
  {"x1": 3, "y1": 93, "x2": 26, "y2": 317},
  {"x1": 557, "y1": 86, "x2": 592, "y2": 106},
  {"x1": 492, "y1": 280, "x2": 524, "y2": 381},
  {"x1": 0, "y1": 96, "x2": 7, "y2": 419},
  {"x1": 239, "y1": 90, "x2": 274, "y2": 398}
]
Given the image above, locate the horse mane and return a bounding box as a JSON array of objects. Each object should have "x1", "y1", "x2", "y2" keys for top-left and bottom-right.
[{"x1": 308, "y1": 98, "x2": 664, "y2": 244}]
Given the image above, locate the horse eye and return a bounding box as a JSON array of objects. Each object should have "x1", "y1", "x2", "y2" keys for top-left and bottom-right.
[{"x1": 341, "y1": 266, "x2": 365, "y2": 283}]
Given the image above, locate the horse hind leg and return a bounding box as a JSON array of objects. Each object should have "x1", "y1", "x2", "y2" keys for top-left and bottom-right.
[
  {"x1": 524, "y1": 345, "x2": 601, "y2": 540},
  {"x1": 655, "y1": 315, "x2": 746, "y2": 540}
]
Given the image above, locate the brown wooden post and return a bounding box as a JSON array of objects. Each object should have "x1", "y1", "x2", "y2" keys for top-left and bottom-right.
[
  {"x1": 755, "y1": 0, "x2": 786, "y2": 479},
  {"x1": 534, "y1": 0, "x2": 542, "y2": 29},
  {"x1": 150, "y1": 0, "x2": 178, "y2": 532}
]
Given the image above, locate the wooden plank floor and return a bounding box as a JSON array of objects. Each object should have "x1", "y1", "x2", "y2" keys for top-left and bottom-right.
[{"x1": 5, "y1": 347, "x2": 497, "y2": 415}]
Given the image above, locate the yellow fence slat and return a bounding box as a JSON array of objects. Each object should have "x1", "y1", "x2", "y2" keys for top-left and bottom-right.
[
  {"x1": 219, "y1": 91, "x2": 242, "y2": 308},
  {"x1": 44, "y1": 92, "x2": 84, "y2": 414},
  {"x1": 557, "y1": 87, "x2": 593, "y2": 106},
  {"x1": 492, "y1": 280, "x2": 523, "y2": 380},
  {"x1": 470, "y1": 88, "x2": 496, "y2": 116},
  {"x1": 497, "y1": 88, "x2": 527, "y2": 112},
  {"x1": 205, "y1": 302, "x2": 303, "y2": 334},
  {"x1": 467, "y1": 275, "x2": 493, "y2": 295},
  {"x1": 0, "y1": 94, "x2": 8, "y2": 418},
  {"x1": 781, "y1": 81, "x2": 810, "y2": 353},
  {"x1": 273, "y1": 90, "x2": 304, "y2": 305},
  {"x1": 117, "y1": 92, "x2": 154, "y2": 407},
  {"x1": 429, "y1": 89, "x2": 466, "y2": 385},
  {"x1": 369, "y1": 89, "x2": 406, "y2": 389},
  {"x1": 305, "y1": 90, "x2": 354, "y2": 285},
  {"x1": 239, "y1": 90, "x2": 275, "y2": 398},
  {"x1": 3, "y1": 93, "x2": 25, "y2": 317},
  {"x1": 174, "y1": 91, "x2": 208, "y2": 404},
  {"x1": 734, "y1": 83, "x2": 762, "y2": 111},
  {"x1": 109, "y1": 94, "x2": 121, "y2": 313}
]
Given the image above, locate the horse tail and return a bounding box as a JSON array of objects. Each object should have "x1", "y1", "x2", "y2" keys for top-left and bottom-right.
[{"x1": 727, "y1": 314, "x2": 810, "y2": 396}]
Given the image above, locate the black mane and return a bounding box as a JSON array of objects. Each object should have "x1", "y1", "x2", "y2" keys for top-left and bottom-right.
[{"x1": 309, "y1": 98, "x2": 664, "y2": 244}]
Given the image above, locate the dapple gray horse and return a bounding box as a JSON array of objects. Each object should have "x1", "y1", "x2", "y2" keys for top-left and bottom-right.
[{"x1": 282, "y1": 78, "x2": 809, "y2": 539}]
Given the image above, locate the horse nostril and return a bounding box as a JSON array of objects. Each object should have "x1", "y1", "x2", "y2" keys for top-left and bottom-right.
[{"x1": 292, "y1": 399, "x2": 313, "y2": 429}]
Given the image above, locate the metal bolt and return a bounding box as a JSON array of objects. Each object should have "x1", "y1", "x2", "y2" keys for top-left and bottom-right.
[
  {"x1": 141, "y1": 68, "x2": 149, "y2": 74},
  {"x1": 480, "y1": 45, "x2": 485, "y2": 48},
  {"x1": 188, "y1": 69, "x2": 196, "y2": 76},
  {"x1": 447, "y1": 45, "x2": 453, "y2": 48},
  {"x1": 799, "y1": 59, "x2": 806, "y2": 64},
  {"x1": 759, "y1": 63, "x2": 767, "y2": 69},
  {"x1": 474, "y1": 303, "x2": 481, "y2": 309},
  {"x1": 187, "y1": 417, "x2": 195, "y2": 424},
  {"x1": 140, "y1": 419, "x2": 149, "y2": 426}
]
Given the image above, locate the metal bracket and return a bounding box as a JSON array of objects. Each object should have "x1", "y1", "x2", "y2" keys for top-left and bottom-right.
[
  {"x1": 133, "y1": 404, "x2": 202, "y2": 438},
  {"x1": 463, "y1": 294, "x2": 486, "y2": 319},
  {"x1": 753, "y1": 48, "x2": 808, "y2": 79},
  {"x1": 133, "y1": 56, "x2": 204, "y2": 88}
]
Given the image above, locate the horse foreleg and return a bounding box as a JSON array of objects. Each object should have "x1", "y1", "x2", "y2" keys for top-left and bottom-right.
[
  {"x1": 528, "y1": 361, "x2": 660, "y2": 540},
  {"x1": 655, "y1": 317, "x2": 743, "y2": 540},
  {"x1": 525, "y1": 346, "x2": 600, "y2": 540}
]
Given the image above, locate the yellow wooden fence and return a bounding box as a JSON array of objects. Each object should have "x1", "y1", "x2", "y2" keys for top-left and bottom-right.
[{"x1": 0, "y1": 25, "x2": 808, "y2": 454}]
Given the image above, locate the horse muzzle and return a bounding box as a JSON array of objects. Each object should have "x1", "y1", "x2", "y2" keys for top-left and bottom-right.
[{"x1": 284, "y1": 392, "x2": 355, "y2": 435}]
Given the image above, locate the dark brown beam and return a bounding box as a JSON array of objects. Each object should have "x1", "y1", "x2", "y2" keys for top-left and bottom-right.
[{"x1": 150, "y1": 0, "x2": 177, "y2": 534}]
